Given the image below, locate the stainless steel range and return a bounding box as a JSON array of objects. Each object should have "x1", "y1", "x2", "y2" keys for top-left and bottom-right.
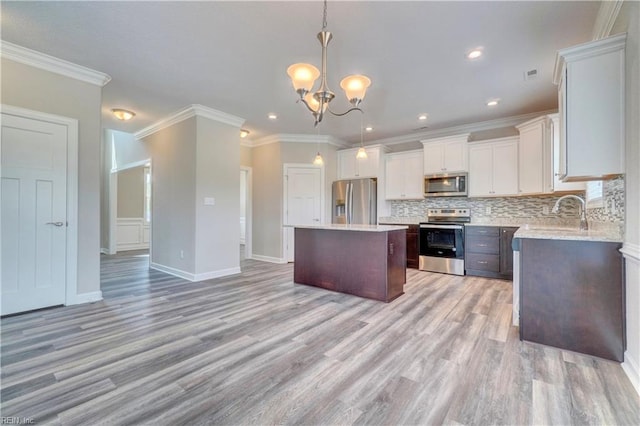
[{"x1": 419, "y1": 208, "x2": 470, "y2": 275}]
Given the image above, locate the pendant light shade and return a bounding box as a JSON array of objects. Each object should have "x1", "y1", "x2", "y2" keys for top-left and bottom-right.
[
  {"x1": 287, "y1": 63, "x2": 320, "y2": 93},
  {"x1": 356, "y1": 147, "x2": 368, "y2": 159},
  {"x1": 313, "y1": 152, "x2": 324, "y2": 165},
  {"x1": 340, "y1": 75, "x2": 371, "y2": 107}
]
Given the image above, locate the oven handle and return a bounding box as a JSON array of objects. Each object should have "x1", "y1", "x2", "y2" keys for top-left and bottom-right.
[{"x1": 420, "y1": 224, "x2": 464, "y2": 230}]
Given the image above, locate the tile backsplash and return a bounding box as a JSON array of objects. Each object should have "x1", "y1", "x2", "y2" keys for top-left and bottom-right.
[{"x1": 389, "y1": 176, "x2": 624, "y2": 224}]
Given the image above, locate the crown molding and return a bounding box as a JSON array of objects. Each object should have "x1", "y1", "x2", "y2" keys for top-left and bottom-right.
[
  {"x1": 554, "y1": 32, "x2": 626, "y2": 84},
  {"x1": 1, "y1": 40, "x2": 111, "y2": 87},
  {"x1": 592, "y1": 0, "x2": 624, "y2": 41},
  {"x1": 361, "y1": 109, "x2": 557, "y2": 148},
  {"x1": 249, "y1": 133, "x2": 349, "y2": 148},
  {"x1": 135, "y1": 104, "x2": 245, "y2": 140}
]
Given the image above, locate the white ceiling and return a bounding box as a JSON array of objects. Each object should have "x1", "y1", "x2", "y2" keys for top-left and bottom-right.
[{"x1": 1, "y1": 1, "x2": 601, "y2": 144}]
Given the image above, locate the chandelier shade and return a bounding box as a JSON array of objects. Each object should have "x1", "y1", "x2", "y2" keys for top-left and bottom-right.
[
  {"x1": 287, "y1": 63, "x2": 320, "y2": 93},
  {"x1": 287, "y1": 0, "x2": 370, "y2": 126},
  {"x1": 340, "y1": 75, "x2": 371, "y2": 106}
]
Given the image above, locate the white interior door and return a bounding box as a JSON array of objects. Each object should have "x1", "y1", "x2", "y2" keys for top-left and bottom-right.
[
  {"x1": 284, "y1": 165, "x2": 322, "y2": 262},
  {"x1": 1, "y1": 114, "x2": 68, "y2": 315}
]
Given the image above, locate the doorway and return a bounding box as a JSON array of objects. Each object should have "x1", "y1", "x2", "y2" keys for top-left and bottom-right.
[
  {"x1": 1, "y1": 105, "x2": 79, "y2": 315},
  {"x1": 283, "y1": 163, "x2": 324, "y2": 262},
  {"x1": 112, "y1": 164, "x2": 151, "y2": 253},
  {"x1": 240, "y1": 166, "x2": 252, "y2": 262}
]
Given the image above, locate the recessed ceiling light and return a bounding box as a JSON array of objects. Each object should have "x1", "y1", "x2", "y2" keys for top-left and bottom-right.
[
  {"x1": 268, "y1": 113, "x2": 277, "y2": 120},
  {"x1": 365, "y1": 126, "x2": 373, "y2": 132},
  {"x1": 418, "y1": 114, "x2": 428, "y2": 121},
  {"x1": 466, "y1": 48, "x2": 483, "y2": 60},
  {"x1": 112, "y1": 108, "x2": 136, "y2": 121},
  {"x1": 486, "y1": 99, "x2": 500, "y2": 107}
]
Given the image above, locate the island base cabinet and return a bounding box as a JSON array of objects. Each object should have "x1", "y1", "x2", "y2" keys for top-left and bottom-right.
[
  {"x1": 294, "y1": 228, "x2": 406, "y2": 302},
  {"x1": 519, "y1": 239, "x2": 624, "y2": 361}
]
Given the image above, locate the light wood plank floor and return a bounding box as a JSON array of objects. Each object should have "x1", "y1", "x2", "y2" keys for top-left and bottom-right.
[{"x1": 1, "y1": 249, "x2": 639, "y2": 425}]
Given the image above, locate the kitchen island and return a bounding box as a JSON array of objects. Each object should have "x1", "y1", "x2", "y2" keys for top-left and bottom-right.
[
  {"x1": 293, "y1": 224, "x2": 407, "y2": 302},
  {"x1": 513, "y1": 225, "x2": 624, "y2": 361}
]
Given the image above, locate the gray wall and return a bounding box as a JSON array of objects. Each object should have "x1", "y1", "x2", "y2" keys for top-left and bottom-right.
[
  {"x1": 144, "y1": 115, "x2": 241, "y2": 276},
  {"x1": 117, "y1": 167, "x2": 145, "y2": 218},
  {"x1": 1, "y1": 58, "x2": 103, "y2": 296},
  {"x1": 145, "y1": 117, "x2": 198, "y2": 273},
  {"x1": 194, "y1": 115, "x2": 240, "y2": 275},
  {"x1": 250, "y1": 140, "x2": 338, "y2": 261}
]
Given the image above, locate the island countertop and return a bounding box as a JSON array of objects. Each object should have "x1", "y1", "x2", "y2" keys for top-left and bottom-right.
[{"x1": 292, "y1": 223, "x2": 408, "y2": 232}]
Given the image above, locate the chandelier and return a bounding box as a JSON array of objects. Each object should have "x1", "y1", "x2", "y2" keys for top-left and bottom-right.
[{"x1": 287, "y1": 0, "x2": 371, "y2": 126}]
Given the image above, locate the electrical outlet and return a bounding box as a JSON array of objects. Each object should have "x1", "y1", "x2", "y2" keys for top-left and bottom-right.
[
  {"x1": 403, "y1": 207, "x2": 409, "y2": 215},
  {"x1": 542, "y1": 205, "x2": 549, "y2": 215},
  {"x1": 180, "y1": 250, "x2": 184, "y2": 259},
  {"x1": 485, "y1": 206, "x2": 492, "y2": 215},
  {"x1": 611, "y1": 200, "x2": 617, "y2": 214}
]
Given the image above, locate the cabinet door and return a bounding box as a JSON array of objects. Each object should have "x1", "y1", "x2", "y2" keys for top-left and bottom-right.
[
  {"x1": 338, "y1": 150, "x2": 358, "y2": 179},
  {"x1": 499, "y1": 227, "x2": 517, "y2": 277},
  {"x1": 492, "y1": 142, "x2": 519, "y2": 196},
  {"x1": 518, "y1": 121, "x2": 545, "y2": 195},
  {"x1": 403, "y1": 152, "x2": 424, "y2": 198},
  {"x1": 468, "y1": 144, "x2": 494, "y2": 196},
  {"x1": 443, "y1": 140, "x2": 468, "y2": 173},
  {"x1": 550, "y1": 115, "x2": 586, "y2": 192},
  {"x1": 406, "y1": 226, "x2": 419, "y2": 269},
  {"x1": 423, "y1": 142, "x2": 445, "y2": 174},
  {"x1": 357, "y1": 148, "x2": 380, "y2": 178},
  {"x1": 385, "y1": 156, "x2": 405, "y2": 199}
]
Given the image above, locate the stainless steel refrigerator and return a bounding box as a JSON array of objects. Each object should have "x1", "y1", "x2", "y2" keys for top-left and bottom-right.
[{"x1": 332, "y1": 178, "x2": 377, "y2": 225}]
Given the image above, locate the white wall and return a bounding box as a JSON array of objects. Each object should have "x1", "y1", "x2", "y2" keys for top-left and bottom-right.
[
  {"x1": 615, "y1": 0, "x2": 640, "y2": 394},
  {"x1": 1, "y1": 58, "x2": 103, "y2": 296}
]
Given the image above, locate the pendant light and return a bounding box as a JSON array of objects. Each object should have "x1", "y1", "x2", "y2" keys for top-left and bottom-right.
[{"x1": 287, "y1": 0, "x2": 371, "y2": 127}]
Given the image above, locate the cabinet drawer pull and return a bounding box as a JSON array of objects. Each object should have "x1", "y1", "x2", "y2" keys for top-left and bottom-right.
[
  {"x1": 477, "y1": 261, "x2": 488, "y2": 265},
  {"x1": 477, "y1": 243, "x2": 488, "y2": 247}
]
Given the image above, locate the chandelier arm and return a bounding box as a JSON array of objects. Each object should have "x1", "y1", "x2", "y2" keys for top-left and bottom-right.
[
  {"x1": 326, "y1": 106, "x2": 363, "y2": 117},
  {"x1": 299, "y1": 97, "x2": 321, "y2": 115}
]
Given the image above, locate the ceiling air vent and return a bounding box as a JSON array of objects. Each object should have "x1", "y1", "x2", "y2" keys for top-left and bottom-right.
[{"x1": 524, "y1": 69, "x2": 538, "y2": 81}]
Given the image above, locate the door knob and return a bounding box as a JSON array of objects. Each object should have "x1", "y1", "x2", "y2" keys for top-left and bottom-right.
[{"x1": 46, "y1": 222, "x2": 64, "y2": 227}]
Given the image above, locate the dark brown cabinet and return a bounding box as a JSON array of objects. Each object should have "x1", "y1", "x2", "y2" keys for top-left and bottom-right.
[
  {"x1": 465, "y1": 226, "x2": 517, "y2": 279},
  {"x1": 379, "y1": 223, "x2": 419, "y2": 269},
  {"x1": 406, "y1": 225, "x2": 419, "y2": 269},
  {"x1": 519, "y1": 238, "x2": 624, "y2": 361}
]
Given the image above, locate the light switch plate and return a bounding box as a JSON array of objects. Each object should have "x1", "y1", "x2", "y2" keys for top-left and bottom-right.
[{"x1": 204, "y1": 197, "x2": 215, "y2": 206}]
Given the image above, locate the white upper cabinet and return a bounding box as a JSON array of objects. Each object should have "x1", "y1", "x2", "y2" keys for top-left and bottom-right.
[
  {"x1": 384, "y1": 150, "x2": 424, "y2": 200},
  {"x1": 549, "y1": 114, "x2": 586, "y2": 192},
  {"x1": 516, "y1": 116, "x2": 551, "y2": 195},
  {"x1": 337, "y1": 146, "x2": 382, "y2": 179},
  {"x1": 468, "y1": 137, "x2": 519, "y2": 197},
  {"x1": 421, "y1": 134, "x2": 470, "y2": 174},
  {"x1": 553, "y1": 33, "x2": 626, "y2": 181}
]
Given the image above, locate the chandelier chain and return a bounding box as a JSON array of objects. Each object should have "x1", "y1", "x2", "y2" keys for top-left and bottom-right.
[{"x1": 322, "y1": 0, "x2": 328, "y2": 30}]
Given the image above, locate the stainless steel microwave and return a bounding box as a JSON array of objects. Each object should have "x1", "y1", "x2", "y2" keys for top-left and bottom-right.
[{"x1": 424, "y1": 173, "x2": 468, "y2": 197}]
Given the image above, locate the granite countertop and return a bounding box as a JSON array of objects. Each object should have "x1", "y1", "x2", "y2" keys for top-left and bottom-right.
[
  {"x1": 293, "y1": 224, "x2": 408, "y2": 232},
  {"x1": 514, "y1": 224, "x2": 623, "y2": 243},
  {"x1": 380, "y1": 216, "x2": 623, "y2": 242},
  {"x1": 378, "y1": 216, "x2": 425, "y2": 225}
]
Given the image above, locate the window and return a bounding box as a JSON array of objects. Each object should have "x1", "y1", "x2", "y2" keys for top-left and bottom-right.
[
  {"x1": 586, "y1": 180, "x2": 603, "y2": 209},
  {"x1": 144, "y1": 167, "x2": 151, "y2": 222}
]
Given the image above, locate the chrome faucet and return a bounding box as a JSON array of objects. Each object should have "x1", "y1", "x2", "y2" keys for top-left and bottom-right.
[{"x1": 552, "y1": 194, "x2": 588, "y2": 231}]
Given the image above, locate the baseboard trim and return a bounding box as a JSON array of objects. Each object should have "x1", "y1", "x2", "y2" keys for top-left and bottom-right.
[
  {"x1": 194, "y1": 267, "x2": 241, "y2": 281},
  {"x1": 251, "y1": 254, "x2": 287, "y2": 264},
  {"x1": 622, "y1": 352, "x2": 640, "y2": 397},
  {"x1": 150, "y1": 262, "x2": 242, "y2": 282},
  {"x1": 117, "y1": 244, "x2": 150, "y2": 252},
  {"x1": 69, "y1": 291, "x2": 103, "y2": 305},
  {"x1": 100, "y1": 248, "x2": 109, "y2": 255},
  {"x1": 150, "y1": 262, "x2": 194, "y2": 281}
]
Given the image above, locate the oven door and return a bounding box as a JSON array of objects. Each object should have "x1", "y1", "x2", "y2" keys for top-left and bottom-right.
[{"x1": 419, "y1": 224, "x2": 464, "y2": 259}]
